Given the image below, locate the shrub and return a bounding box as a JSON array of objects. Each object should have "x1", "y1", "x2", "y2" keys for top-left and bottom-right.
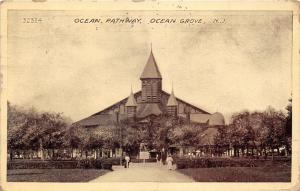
[
  {"x1": 100, "y1": 161, "x2": 112, "y2": 170},
  {"x1": 105, "y1": 158, "x2": 122, "y2": 165},
  {"x1": 91, "y1": 159, "x2": 102, "y2": 169},
  {"x1": 77, "y1": 159, "x2": 93, "y2": 169},
  {"x1": 130, "y1": 158, "x2": 157, "y2": 163}
]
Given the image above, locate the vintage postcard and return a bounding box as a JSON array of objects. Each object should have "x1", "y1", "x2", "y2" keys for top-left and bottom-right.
[{"x1": 0, "y1": 1, "x2": 299, "y2": 191}]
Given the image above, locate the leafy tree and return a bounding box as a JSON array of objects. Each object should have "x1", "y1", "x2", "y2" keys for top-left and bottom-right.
[
  {"x1": 250, "y1": 112, "x2": 268, "y2": 157},
  {"x1": 214, "y1": 125, "x2": 230, "y2": 156},
  {"x1": 7, "y1": 102, "x2": 71, "y2": 159},
  {"x1": 118, "y1": 119, "x2": 143, "y2": 155},
  {"x1": 65, "y1": 123, "x2": 117, "y2": 158},
  {"x1": 262, "y1": 106, "x2": 286, "y2": 158},
  {"x1": 7, "y1": 102, "x2": 29, "y2": 159},
  {"x1": 285, "y1": 98, "x2": 292, "y2": 155},
  {"x1": 230, "y1": 111, "x2": 256, "y2": 156}
]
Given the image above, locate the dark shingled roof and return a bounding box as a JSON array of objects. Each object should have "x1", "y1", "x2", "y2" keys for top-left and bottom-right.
[
  {"x1": 76, "y1": 90, "x2": 211, "y2": 128},
  {"x1": 90, "y1": 91, "x2": 210, "y2": 117},
  {"x1": 190, "y1": 113, "x2": 225, "y2": 126},
  {"x1": 136, "y1": 103, "x2": 163, "y2": 118},
  {"x1": 75, "y1": 114, "x2": 126, "y2": 127},
  {"x1": 190, "y1": 114, "x2": 211, "y2": 124},
  {"x1": 162, "y1": 91, "x2": 210, "y2": 115},
  {"x1": 209, "y1": 112, "x2": 225, "y2": 126},
  {"x1": 140, "y1": 50, "x2": 162, "y2": 79}
]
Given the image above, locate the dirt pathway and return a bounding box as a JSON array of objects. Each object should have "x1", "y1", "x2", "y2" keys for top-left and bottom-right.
[{"x1": 90, "y1": 162, "x2": 194, "y2": 182}]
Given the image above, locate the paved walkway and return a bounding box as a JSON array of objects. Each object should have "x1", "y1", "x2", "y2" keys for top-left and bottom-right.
[{"x1": 90, "y1": 162, "x2": 195, "y2": 182}]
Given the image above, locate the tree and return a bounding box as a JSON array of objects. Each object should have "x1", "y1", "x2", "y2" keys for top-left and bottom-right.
[
  {"x1": 7, "y1": 102, "x2": 71, "y2": 160},
  {"x1": 250, "y1": 112, "x2": 267, "y2": 157},
  {"x1": 229, "y1": 111, "x2": 255, "y2": 157},
  {"x1": 262, "y1": 106, "x2": 286, "y2": 159},
  {"x1": 214, "y1": 125, "x2": 230, "y2": 156},
  {"x1": 118, "y1": 115, "x2": 189, "y2": 156},
  {"x1": 285, "y1": 98, "x2": 292, "y2": 155},
  {"x1": 119, "y1": 119, "x2": 143, "y2": 155},
  {"x1": 7, "y1": 102, "x2": 29, "y2": 159},
  {"x1": 65, "y1": 123, "x2": 117, "y2": 158}
]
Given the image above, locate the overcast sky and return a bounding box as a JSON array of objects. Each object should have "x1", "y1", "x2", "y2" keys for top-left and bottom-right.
[{"x1": 7, "y1": 11, "x2": 292, "y2": 122}]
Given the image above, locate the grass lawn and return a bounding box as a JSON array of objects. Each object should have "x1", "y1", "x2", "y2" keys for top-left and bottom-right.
[
  {"x1": 178, "y1": 166, "x2": 291, "y2": 182},
  {"x1": 7, "y1": 169, "x2": 110, "y2": 182}
]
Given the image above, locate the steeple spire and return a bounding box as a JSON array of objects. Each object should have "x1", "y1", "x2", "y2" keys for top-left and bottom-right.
[
  {"x1": 167, "y1": 85, "x2": 178, "y2": 106},
  {"x1": 140, "y1": 47, "x2": 162, "y2": 79},
  {"x1": 125, "y1": 90, "x2": 137, "y2": 107},
  {"x1": 140, "y1": 46, "x2": 163, "y2": 103},
  {"x1": 167, "y1": 84, "x2": 178, "y2": 117}
]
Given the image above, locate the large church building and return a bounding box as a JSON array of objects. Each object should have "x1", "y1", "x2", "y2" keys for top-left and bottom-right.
[{"x1": 75, "y1": 49, "x2": 225, "y2": 157}]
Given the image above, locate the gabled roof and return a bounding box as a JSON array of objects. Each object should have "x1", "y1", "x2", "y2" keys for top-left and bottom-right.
[
  {"x1": 88, "y1": 90, "x2": 209, "y2": 117},
  {"x1": 190, "y1": 113, "x2": 225, "y2": 126},
  {"x1": 190, "y1": 113, "x2": 211, "y2": 124},
  {"x1": 162, "y1": 91, "x2": 211, "y2": 115},
  {"x1": 74, "y1": 114, "x2": 124, "y2": 127},
  {"x1": 91, "y1": 91, "x2": 142, "y2": 116},
  {"x1": 140, "y1": 50, "x2": 162, "y2": 79},
  {"x1": 167, "y1": 90, "x2": 178, "y2": 106},
  {"x1": 209, "y1": 112, "x2": 225, "y2": 126},
  {"x1": 136, "y1": 103, "x2": 163, "y2": 118},
  {"x1": 76, "y1": 90, "x2": 212, "y2": 126},
  {"x1": 125, "y1": 92, "x2": 137, "y2": 107}
]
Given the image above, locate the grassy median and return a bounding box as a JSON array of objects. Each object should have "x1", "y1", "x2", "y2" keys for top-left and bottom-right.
[
  {"x1": 178, "y1": 166, "x2": 291, "y2": 182},
  {"x1": 7, "y1": 169, "x2": 109, "y2": 182}
]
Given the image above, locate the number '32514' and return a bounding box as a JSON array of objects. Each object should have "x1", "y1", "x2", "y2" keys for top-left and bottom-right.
[{"x1": 23, "y1": 18, "x2": 43, "y2": 23}]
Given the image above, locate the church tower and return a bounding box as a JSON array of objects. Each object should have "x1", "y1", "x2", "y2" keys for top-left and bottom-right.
[
  {"x1": 167, "y1": 88, "x2": 178, "y2": 117},
  {"x1": 140, "y1": 49, "x2": 162, "y2": 103},
  {"x1": 125, "y1": 90, "x2": 137, "y2": 118}
]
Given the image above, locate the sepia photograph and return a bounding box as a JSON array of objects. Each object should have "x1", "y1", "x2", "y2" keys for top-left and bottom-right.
[{"x1": 0, "y1": 1, "x2": 299, "y2": 191}]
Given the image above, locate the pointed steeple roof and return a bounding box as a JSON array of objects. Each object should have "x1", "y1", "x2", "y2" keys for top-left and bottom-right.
[
  {"x1": 140, "y1": 49, "x2": 162, "y2": 79},
  {"x1": 125, "y1": 90, "x2": 137, "y2": 107},
  {"x1": 167, "y1": 88, "x2": 178, "y2": 106}
]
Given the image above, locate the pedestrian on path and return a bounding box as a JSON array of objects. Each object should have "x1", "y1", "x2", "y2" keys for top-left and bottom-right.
[
  {"x1": 166, "y1": 154, "x2": 173, "y2": 170},
  {"x1": 156, "y1": 153, "x2": 161, "y2": 163},
  {"x1": 125, "y1": 154, "x2": 130, "y2": 168}
]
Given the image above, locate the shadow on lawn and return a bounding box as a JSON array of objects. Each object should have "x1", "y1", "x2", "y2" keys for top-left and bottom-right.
[
  {"x1": 8, "y1": 172, "x2": 44, "y2": 176},
  {"x1": 7, "y1": 169, "x2": 109, "y2": 182},
  {"x1": 178, "y1": 166, "x2": 291, "y2": 182}
]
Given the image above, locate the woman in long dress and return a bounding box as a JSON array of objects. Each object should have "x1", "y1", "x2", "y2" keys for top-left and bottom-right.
[
  {"x1": 166, "y1": 155, "x2": 173, "y2": 170},
  {"x1": 125, "y1": 154, "x2": 130, "y2": 168}
]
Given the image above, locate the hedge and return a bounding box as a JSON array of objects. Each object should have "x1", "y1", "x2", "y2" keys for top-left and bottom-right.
[
  {"x1": 7, "y1": 157, "x2": 158, "y2": 170},
  {"x1": 174, "y1": 157, "x2": 291, "y2": 169},
  {"x1": 130, "y1": 158, "x2": 157, "y2": 163},
  {"x1": 105, "y1": 158, "x2": 123, "y2": 165},
  {"x1": 7, "y1": 159, "x2": 112, "y2": 170}
]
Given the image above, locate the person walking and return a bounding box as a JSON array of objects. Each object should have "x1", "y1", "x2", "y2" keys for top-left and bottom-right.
[
  {"x1": 125, "y1": 154, "x2": 130, "y2": 168},
  {"x1": 166, "y1": 154, "x2": 173, "y2": 170},
  {"x1": 156, "y1": 153, "x2": 160, "y2": 163}
]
